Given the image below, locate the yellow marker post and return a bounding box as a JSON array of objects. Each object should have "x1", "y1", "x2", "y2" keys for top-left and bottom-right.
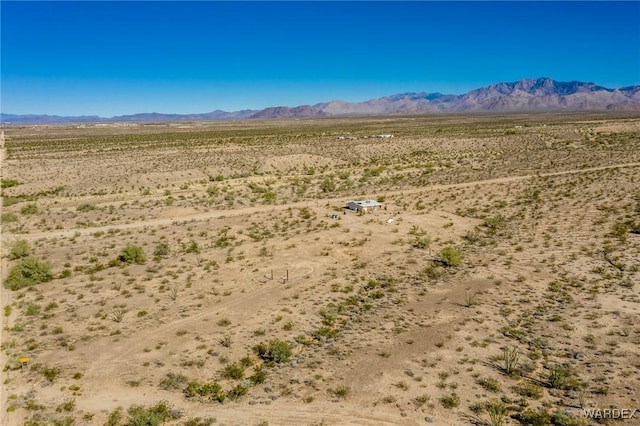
[{"x1": 19, "y1": 357, "x2": 30, "y2": 370}]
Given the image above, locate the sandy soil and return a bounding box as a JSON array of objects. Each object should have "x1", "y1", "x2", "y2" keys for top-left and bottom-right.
[{"x1": 1, "y1": 113, "x2": 639, "y2": 426}]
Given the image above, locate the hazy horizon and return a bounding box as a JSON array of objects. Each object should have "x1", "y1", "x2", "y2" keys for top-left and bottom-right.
[{"x1": 2, "y1": 1, "x2": 639, "y2": 117}]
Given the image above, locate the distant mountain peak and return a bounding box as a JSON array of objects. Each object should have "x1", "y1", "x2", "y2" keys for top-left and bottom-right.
[{"x1": 2, "y1": 77, "x2": 638, "y2": 124}]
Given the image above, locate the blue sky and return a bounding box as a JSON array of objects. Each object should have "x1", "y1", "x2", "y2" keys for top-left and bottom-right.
[{"x1": 1, "y1": 1, "x2": 639, "y2": 116}]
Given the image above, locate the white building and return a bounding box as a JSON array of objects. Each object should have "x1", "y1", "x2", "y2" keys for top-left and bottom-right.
[{"x1": 345, "y1": 200, "x2": 383, "y2": 213}]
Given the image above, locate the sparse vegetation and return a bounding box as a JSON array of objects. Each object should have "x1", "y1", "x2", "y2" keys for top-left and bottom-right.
[{"x1": 2, "y1": 115, "x2": 638, "y2": 424}]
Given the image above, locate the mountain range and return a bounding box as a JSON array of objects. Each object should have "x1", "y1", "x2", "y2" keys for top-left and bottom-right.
[{"x1": 2, "y1": 77, "x2": 639, "y2": 124}]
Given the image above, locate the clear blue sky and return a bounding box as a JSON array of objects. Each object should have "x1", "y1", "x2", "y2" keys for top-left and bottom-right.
[{"x1": 2, "y1": 1, "x2": 639, "y2": 116}]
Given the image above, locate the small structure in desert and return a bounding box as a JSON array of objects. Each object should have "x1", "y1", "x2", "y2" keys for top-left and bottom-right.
[{"x1": 345, "y1": 200, "x2": 383, "y2": 213}]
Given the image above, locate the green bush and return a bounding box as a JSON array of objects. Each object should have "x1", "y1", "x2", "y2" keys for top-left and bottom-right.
[
  {"x1": 249, "y1": 366, "x2": 267, "y2": 384},
  {"x1": 320, "y1": 177, "x2": 336, "y2": 193},
  {"x1": 20, "y1": 203, "x2": 39, "y2": 215},
  {"x1": 184, "y1": 240, "x2": 200, "y2": 254},
  {"x1": 25, "y1": 302, "x2": 41, "y2": 316},
  {"x1": 4, "y1": 257, "x2": 53, "y2": 290},
  {"x1": 483, "y1": 215, "x2": 507, "y2": 236},
  {"x1": 440, "y1": 392, "x2": 460, "y2": 408},
  {"x1": 439, "y1": 247, "x2": 462, "y2": 267},
  {"x1": 1, "y1": 178, "x2": 20, "y2": 188},
  {"x1": 513, "y1": 381, "x2": 543, "y2": 399},
  {"x1": 118, "y1": 245, "x2": 146, "y2": 264},
  {"x1": 126, "y1": 400, "x2": 176, "y2": 426},
  {"x1": 253, "y1": 339, "x2": 292, "y2": 364},
  {"x1": 476, "y1": 376, "x2": 501, "y2": 393},
  {"x1": 8, "y1": 239, "x2": 30, "y2": 260},
  {"x1": 1, "y1": 212, "x2": 18, "y2": 223},
  {"x1": 43, "y1": 366, "x2": 61, "y2": 382},
  {"x1": 184, "y1": 381, "x2": 225, "y2": 403},
  {"x1": 76, "y1": 203, "x2": 96, "y2": 212},
  {"x1": 227, "y1": 383, "x2": 249, "y2": 401},
  {"x1": 513, "y1": 408, "x2": 551, "y2": 426},
  {"x1": 262, "y1": 191, "x2": 277, "y2": 203},
  {"x1": 413, "y1": 235, "x2": 431, "y2": 249},
  {"x1": 222, "y1": 362, "x2": 244, "y2": 380}
]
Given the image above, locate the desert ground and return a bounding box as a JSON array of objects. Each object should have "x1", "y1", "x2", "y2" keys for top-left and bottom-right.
[{"x1": 1, "y1": 113, "x2": 639, "y2": 426}]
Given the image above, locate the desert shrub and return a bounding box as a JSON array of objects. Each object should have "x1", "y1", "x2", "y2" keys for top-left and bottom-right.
[
  {"x1": 440, "y1": 392, "x2": 460, "y2": 408},
  {"x1": 184, "y1": 381, "x2": 225, "y2": 403},
  {"x1": 320, "y1": 176, "x2": 336, "y2": 192},
  {"x1": 43, "y1": 366, "x2": 61, "y2": 382},
  {"x1": 253, "y1": 339, "x2": 292, "y2": 364},
  {"x1": 476, "y1": 376, "x2": 501, "y2": 393},
  {"x1": 483, "y1": 215, "x2": 507, "y2": 236},
  {"x1": 4, "y1": 257, "x2": 53, "y2": 290},
  {"x1": 1, "y1": 212, "x2": 18, "y2": 223},
  {"x1": 184, "y1": 240, "x2": 200, "y2": 254},
  {"x1": 439, "y1": 247, "x2": 462, "y2": 267},
  {"x1": 463, "y1": 229, "x2": 481, "y2": 244},
  {"x1": 126, "y1": 400, "x2": 176, "y2": 425},
  {"x1": 217, "y1": 318, "x2": 231, "y2": 327},
  {"x1": 413, "y1": 235, "x2": 431, "y2": 249},
  {"x1": 547, "y1": 364, "x2": 581, "y2": 390},
  {"x1": 239, "y1": 356, "x2": 253, "y2": 368},
  {"x1": 502, "y1": 346, "x2": 521, "y2": 376},
  {"x1": 182, "y1": 417, "x2": 216, "y2": 426},
  {"x1": 627, "y1": 220, "x2": 640, "y2": 234},
  {"x1": 333, "y1": 385, "x2": 350, "y2": 399},
  {"x1": 55, "y1": 398, "x2": 76, "y2": 413},
  {"x1": 76, "y1": 203, "x2": 96, "y2": 212},
  {"x1": 226, "y1": 383, "x2": 249, "y2": 401},
  {"x1": 222, "y1": 362, "x2": 244, "y2": 380},
  {"x1": 262, "y1": 191, "x2": 277, "y2": 203},
  {"x1": 20, "y1": 203, "x2": 39, "y2": 215},
  {"x1": 219, "y1": 333, "x2": 232, "y2": 347},
  {"x1": 299, "y1": 208, "x2": 312, "y2": 219},
  {"x1": 159, "y1": 372, "x2": 188, "y2": 391},
  {"x1": 25, "y1": 302, "x2": 41, "y2": 316},
  {"x1": 9, "y1": 239, "x2": 30, "y2": 260},
  {"x1": 104, "y1": 408, "x2": 124, "y2": 426},
  {"x1": 464, "y1": 291, "x2": 477, "y2": 307},
  {"x1": 550, "y1": 410, "x2": 586, "y2": 426},
  {"x1": 311, "y1": 326, "x2": 339, "y2": 340},
  {"x1": 512, "y1": 408, "x2": 551, "y2": 426},
  {"x1": 249, "y1": 366, "x2": 267, "y2": 384},
  {"x1": 1, "y1": 178, "x2": 20, "y2": 188},
  {"x1": 609, "y1": 221, "x2": 629, "y2": 242},
  {"x1": 51, "y1": 417, "x2": 75, "y2": 426},
  {"x1": 422, "y1": 264, "x2": 446, "y2": 280},
  {"x1": 153, "y1": 242, "x2": 170, "y2": 257},
  {"x1": 487, "y1": 400, "x2": 507, "y2": 426},
  {"x1": 118, "y1": 245, "x2": 145, "y2": 264},
  {"x1": 513, "y1": 381, "x2": 543, "y2": 399}
]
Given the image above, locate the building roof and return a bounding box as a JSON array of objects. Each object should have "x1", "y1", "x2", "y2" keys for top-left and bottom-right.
[{"x1": 348, "y1": 200, "x2": 382, "y2": 207}]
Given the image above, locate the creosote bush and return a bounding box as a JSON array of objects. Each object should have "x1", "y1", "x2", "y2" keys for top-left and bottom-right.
[
  {"x1": 184, "y1": 381, "x2": 226, "y2": 403},
  {"x1": 9, "y1": 239, "x2": 30, "y2": 260},
  {"x1": 439, "y1": 246, "x2": 462, "y2": 267},
  {"x1": 117, "y1": 245, "x2": 146, "y2": 264},
  {"x1": 253, "y1": 339, "x2": 292, "y2": 364},
  {"x1": 4, "y1": 257, "x2": 53, "y2": 290}
]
